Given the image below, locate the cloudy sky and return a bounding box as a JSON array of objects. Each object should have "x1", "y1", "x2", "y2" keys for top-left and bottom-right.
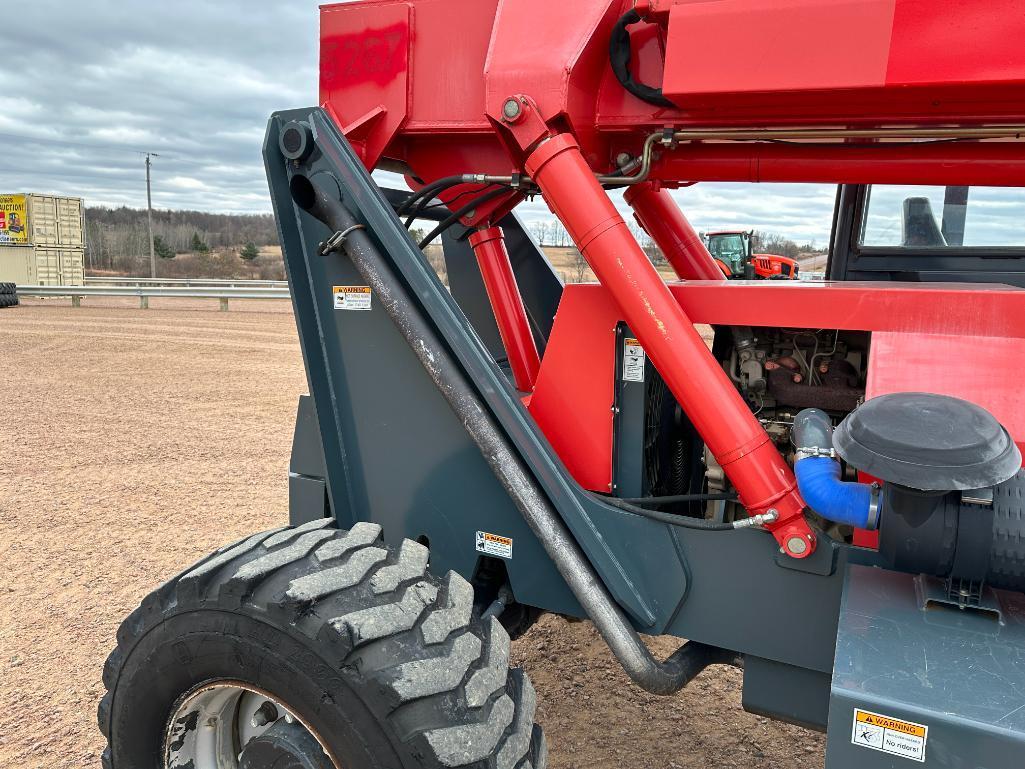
[{"x1": 5, "y1": 1, "x2": 1019, "y2": 247}]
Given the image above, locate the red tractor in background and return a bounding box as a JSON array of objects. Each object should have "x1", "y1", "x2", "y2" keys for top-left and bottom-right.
[{"x1": 705, "y1": 229, "x2": 800, "y2": 280}]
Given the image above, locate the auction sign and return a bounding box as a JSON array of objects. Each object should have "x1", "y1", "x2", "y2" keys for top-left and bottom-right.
[{"x1": 0, "y1": 194, "x2": 28, "y2": 244}]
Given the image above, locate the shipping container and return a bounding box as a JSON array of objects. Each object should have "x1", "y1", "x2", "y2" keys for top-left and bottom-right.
[
  {"x1": 0, "y1": 193, "x2": 86, "y2": 286},
  {"x1": 0, "y1": 244, "x2": 84, "y2": 286},
  {"x1": 0, "y1": 245, "x2": 38, "y2": 285},
  {"x1": 56, "y1": 196, "x2": 84, "y2": 246},
  {"x1": 34, "y1": 246, "x2": 85, "y2": 286},
  {"x1": 0, "y1": 193, "x2": 84, "y2": 247}
]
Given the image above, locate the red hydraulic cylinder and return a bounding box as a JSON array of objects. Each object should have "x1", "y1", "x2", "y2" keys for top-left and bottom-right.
[
  {"x1": 525, "y1": 134, "x2": 814, "y2": 557},
  {"x1": 653, "y1": 141, "x2": 1025, "y2": 187},
  {"x1": 468, "y1": 226, "x2": 541, "y2": 392},
  {"x1": 624, "y1": 182, "x2": 725, "y2": 282}
]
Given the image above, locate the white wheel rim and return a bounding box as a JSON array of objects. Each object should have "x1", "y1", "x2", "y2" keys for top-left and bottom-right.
[{"x1": 163, "y1": 680, "x2": 340, "y2": 768}]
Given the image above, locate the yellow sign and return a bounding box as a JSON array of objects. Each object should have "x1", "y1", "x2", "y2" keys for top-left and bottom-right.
[
  {"x1": 852, "y1": 709, "x2": 928, "y2": 762},
  {"x1": 333, "y1": 286, "x2": 372, "y2": 311},
  {"x1": 0, "y1": 194, "x2": 28, "y2": 244}
]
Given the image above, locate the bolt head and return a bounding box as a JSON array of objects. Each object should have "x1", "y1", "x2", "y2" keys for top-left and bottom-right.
[
  {"x1": 785, "y1": 536, "x2": 809, "y2": 556},
  {"x1": 502, "y1": 98, "x2": 523, "y2": 121}
]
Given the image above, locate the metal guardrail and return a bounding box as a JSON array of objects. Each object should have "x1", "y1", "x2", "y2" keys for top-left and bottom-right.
[
  {"x1": 17, "y1": 284, "x2": 290, "y2": 311},
  {"x1": 85, "y1": 276, "x2": 288, "y2": 288},
  {"x1": 799, "y1": 272, "x2": 827, "y2": 282}
]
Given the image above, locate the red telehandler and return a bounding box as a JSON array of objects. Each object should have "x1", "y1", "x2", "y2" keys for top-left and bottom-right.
[{"x1": 100, "y1": 2, "x2": 1025, "y2": 768}]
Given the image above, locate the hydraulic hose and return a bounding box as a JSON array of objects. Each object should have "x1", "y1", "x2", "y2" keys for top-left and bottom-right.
[
  {"x1": 396, "y1": 175, "x2": 469, "y2": 216},
  {"x1": 289, "y1": 170, "x2": 742, "y2": 695},
  {"x1": 609, "y1": 9, "x2": 675, "y2": 108},
  {"x1": 418, "y1": 186, "x2": 514, "y2": 248},
  {"x1": 793, "y1": 409, "x2": 880, "y2": 530},
  {"x1": 601, "y1": 497, "x2": 736, "y2": 530}
]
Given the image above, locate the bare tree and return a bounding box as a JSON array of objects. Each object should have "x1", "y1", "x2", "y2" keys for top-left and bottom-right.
[{"x1": 571, "y1": 249, "x2": 589, "y2": 283}]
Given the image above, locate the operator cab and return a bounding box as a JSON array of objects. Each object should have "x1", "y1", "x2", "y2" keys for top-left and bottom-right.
[{"x1": 830, "y1": 183, "x2": 1025, "y2": 285}]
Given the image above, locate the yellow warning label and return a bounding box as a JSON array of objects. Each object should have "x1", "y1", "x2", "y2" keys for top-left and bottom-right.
[
  {"x1": 333, "y1": 286, "x2": 372, "y2": 311},
  {"x1": 476, "y1": 531, "x2": 513, "y2": 559},
  {"x1": 623, "y1": 337, "x2": 645, "y2": 383},
  {"x1": 852, "y1": 709, "x2": 927, "y2": 762},
  {"x1": 855, "y1": 711, "x2": 926, "y2": 738}
]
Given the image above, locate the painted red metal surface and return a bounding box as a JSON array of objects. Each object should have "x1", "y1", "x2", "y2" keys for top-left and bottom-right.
[
  {"x1": 468, "y1": 227, "x2": 541, "y2": 392},
  {"x1": 321, "y1": 0, "x2": 1025, "y2": 180},
  {"x1": 660, "y1": 0, "x2": 1025, "y2": 126},
  {"x1": 667, "y1": 281, "x2": 1025, "y2": 338},
  {"x1": 867, "y1": 332, "x2": 1025, "y2": 455},
  {"x1": 624, "y1": 182, "x2": 725, "y2": 281},
  {"x1": 524, "y1": 134, "x2": 813, "y2": 555}
]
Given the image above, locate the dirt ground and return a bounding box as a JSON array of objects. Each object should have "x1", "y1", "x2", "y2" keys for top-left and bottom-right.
[{"x1": 0, "y1": 298, "x2": 824, "y2": 768}]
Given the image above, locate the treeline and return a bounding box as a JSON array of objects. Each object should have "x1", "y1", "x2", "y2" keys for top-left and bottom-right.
[
  {"x1": 750, "y1": 230, "x2": 822, "y2": 257},
  {"x1": 84, "y1": 206, "x2": 279, "y2": 272},
  {"x1": 529, "y1": 219, "x2": 822, "y2": 259}
]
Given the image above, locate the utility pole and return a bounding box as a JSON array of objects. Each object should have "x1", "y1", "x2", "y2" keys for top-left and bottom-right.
[{"x1": 145, "y1": 152, "x2": 160, "y2": 278}]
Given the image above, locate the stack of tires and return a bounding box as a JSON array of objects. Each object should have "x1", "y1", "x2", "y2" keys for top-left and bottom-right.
[{"x1": 0, "y1": 282, "x2": 18, "y2": 309}]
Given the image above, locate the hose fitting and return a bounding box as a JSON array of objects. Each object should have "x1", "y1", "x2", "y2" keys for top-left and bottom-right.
[{"x1": 793, "y1": 409, "x2": 881, "y2": 530}]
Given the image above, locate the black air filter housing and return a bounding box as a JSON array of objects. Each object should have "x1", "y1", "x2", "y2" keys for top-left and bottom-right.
[{"x1": 834, "y1": 392, "x2": 1021, "y2": 491}]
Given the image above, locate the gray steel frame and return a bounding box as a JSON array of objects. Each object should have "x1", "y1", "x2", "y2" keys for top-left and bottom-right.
[{"x1": 265, "y1": 107, "x2": 881, "y2": 730}]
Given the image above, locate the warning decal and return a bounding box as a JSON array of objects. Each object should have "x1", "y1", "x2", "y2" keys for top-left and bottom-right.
[
  {"x1": 623, "y1": 337, "x2": 645, "y2": 383},
  {"x1": 476, "y1": 531, "x2": 513, "y2": 560},
  {"x1": 852, "y1": 709, "x2": 927, "y2": 762},
  {"x1": 333, "y1": 286, "x2": 372, "y2": 311}
]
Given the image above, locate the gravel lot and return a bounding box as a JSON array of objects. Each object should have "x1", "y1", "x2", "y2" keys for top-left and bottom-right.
[{"x1": 0, "y1": 298, "x2": 823, "y2": 768}]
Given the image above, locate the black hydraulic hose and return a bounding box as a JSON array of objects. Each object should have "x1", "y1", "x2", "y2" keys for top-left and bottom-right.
[
  {"x1": 396, "y1": 175, "x2": 469, "y2": 216},
  {"x1": 602, "y1": 497, "x2": 736, "y2": 530},
  {"x1": 289, "y1": 170, "x2": 743, "y2": 695},
  {"x1": 405, "y1": 184, "x2": 497, "y2": 229},
  {"x1": 418, "y1": 186, "x2": 513, "y2": 248},
  {"x1": 609, "y1": 9, "x2": 676, "y2": 108}
]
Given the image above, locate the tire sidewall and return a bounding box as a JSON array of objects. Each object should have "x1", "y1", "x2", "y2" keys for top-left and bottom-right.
[{"x1": 108, "y1": 608, "x2": 408, "y2": 769}]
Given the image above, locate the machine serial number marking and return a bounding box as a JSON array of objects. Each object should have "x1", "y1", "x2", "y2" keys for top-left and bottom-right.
[
  {"x1": 333, "y1": 286, "x2": 372, "y2": 311},
  {"x1": 476, "y1": 531, "x2": 513, "y2": 559},
  {"x1": 623, "y1": 337, "x2": 645, "y2": 383},
  {"x1": 852, "y1": 709, "x2": 928, "y2": 762}
]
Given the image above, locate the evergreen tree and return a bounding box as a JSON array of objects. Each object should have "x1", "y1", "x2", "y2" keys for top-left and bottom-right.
[
  {"x1": 190, "y1": 232, "x2": 210, "y2": 253},
  {"x1": 153, "y1": 235, "x2": 176, "y2": 259},
  {"x1": 240, "y1": 242, "x2": 260, "y2": 261}
]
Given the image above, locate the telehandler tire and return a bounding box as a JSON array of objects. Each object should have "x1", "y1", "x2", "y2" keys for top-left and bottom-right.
[{"x1": 98, "y1": 518, "x2": 546, "y2": 769}]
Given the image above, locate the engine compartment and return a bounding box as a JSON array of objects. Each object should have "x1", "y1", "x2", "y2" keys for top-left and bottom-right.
[{"x1": 645, "y1": 326, "x2": 871, "y2": 534}]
